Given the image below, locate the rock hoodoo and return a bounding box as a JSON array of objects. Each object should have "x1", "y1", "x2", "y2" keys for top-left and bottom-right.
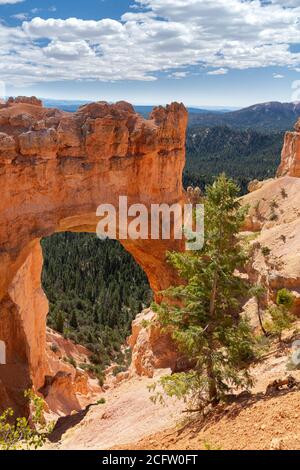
[
  {"x1": 277, "y1": 119, "x2": 300, "y2": 177},
  {"x1": 0, "y1": 97, "x2": 188, "y2": 412}
]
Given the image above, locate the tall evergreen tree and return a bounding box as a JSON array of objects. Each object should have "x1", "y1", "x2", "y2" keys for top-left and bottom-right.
[
  {"x1": 55, "y1": 310, "x2": 65, "y2": 334},
  {"x1": 70, "y1": 311, "x2": 78, "y2": 329},
  {"x1": 152, "y1": 175, "x2": 255, "y2": 408}
]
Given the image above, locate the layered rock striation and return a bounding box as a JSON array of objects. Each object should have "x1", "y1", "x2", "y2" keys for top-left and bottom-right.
[
  {"x1": 0, "y1": 97, "x2": 187, "y2": 412},
  {"x1": 277, "y1": 119, "x2": 300, "y2": 177}
]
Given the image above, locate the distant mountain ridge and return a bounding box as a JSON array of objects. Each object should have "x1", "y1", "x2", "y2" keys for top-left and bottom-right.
[
  {"x1": 188, "y1": 101, "x2": 300, "y2": 132},
  {"x1": 42, "y1": 99, "x2": 230, "y2": 116},
  {"x1": 42, "y1": 99, "x2": 300, "y2": 132}
]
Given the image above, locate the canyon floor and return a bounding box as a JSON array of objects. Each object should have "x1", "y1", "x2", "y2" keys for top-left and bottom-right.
[{"x1": 45, "y1": 326, "x2": 300, "y2": 451}]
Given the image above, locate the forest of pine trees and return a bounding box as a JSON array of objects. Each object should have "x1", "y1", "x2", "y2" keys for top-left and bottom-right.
[
  {"x1": 184, "y1": 126, "x2": 282, "y2": 194},
  {"x1": 42, "y1": 234, "x2": 152, "y2": 372}
]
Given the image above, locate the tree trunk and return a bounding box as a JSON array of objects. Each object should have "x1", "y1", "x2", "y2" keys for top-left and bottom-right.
[
  {"x1": 257, "y1": 298, "x2": 268, "y2": 337},
  {"x1": 207, "y1": 349, "x2": 218, "y2": 404},
  {"x1": 206, "y1": 271, "x2": 219, "y2": 404}
]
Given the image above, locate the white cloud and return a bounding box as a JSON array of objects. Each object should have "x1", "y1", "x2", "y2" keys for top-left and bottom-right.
[
  {"x1": 169, "y1": 71, "x2": 188, "y2": 79},
  {"x1": 271, "y1": 1, "x2": 300, "y2": 6},
  {"x1": 207, "y1": 68, "x2": 228, "y2": 75},
  {"x1": 43, "y1": 40, "x2": 95, "y2": 60},
  {"x1": 23, "y1": 17, "x2": 125, "y2": 40},
  {"x1": 0, "y1": 0, "x2": 300, "y2": 85},
  {"x1": 0, "y1": 0, "x2": 23, "y2": 4},
  {"x1": 273, "y1": 73, "x2": 284, "y2": 79},
  {"x1": 11, "y1": 13, "x2": 29, "y2": 21}
]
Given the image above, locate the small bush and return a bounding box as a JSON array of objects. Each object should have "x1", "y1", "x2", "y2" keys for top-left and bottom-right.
[
  {"x1": 0, "y1": 390, "x2": 53, "y2": 450},
  {"x1": 270, "y1": 200, "x2": 279, "y2": 210},
  {"x1": 280, "y1": 188, "x2": 288, "y2": 199},
  {"x1": 96, "y1": 398, "x2": 106, "y2": 405},
  {"x1": 50, "y1": 343, "x2": 59, "y2": 354},
  {"x1": 265, "y1": 289, "x2": 296, "y2": 342},
  {"x1": 261, "y1": 246, "x2": 271, "y2": 256},
  {"x1": 269, "y1": 212, "x2": 278, "y2": 222},
  {"x1": 276, "y1": 288, "x2": 294, "y2": 309}
]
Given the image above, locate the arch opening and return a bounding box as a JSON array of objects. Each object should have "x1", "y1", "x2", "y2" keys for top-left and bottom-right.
[{"x1": 41, "y1": 232, "x2": 153, "y2": 371}]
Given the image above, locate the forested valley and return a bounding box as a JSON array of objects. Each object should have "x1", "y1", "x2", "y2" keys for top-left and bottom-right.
[{"x1": 42, "y1": 235, "x2": 152, "y2": 378}]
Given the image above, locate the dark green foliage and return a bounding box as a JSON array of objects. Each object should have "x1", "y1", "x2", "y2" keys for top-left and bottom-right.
[
  {"x1": 184, "y1": 126, "x2": 283, "y2": 194},
  {"x1": 80, "y1": 363, "x2": 105, "y2": 386},
  {"x1": 41, "y1": 233, "x2": 152, "y2": 370},
  {"x1": 261, "y1": 246, "x2": 271, "y2": 257},
  {"x1": 70, "y1": 311, "x2": 78, "y2": 329},
  {"x1": 96, "y1": 398, "x2": 106, "y2": 405},
  {"x1": 266, "y1": 289, "x2": 296, "y2": 343},
  {"x1": 152, "y1": 175, "x2": 255, "y2": 408},
  {"x1": 276, "y1": 288, "x2": 295, "y2": 309}
]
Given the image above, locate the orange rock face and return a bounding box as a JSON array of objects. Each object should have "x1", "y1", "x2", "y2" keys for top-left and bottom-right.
[
  {"x1": 128, "y1": 309, "x2": 179, "y2": 378},
  {"x1": 242, "y1": 176, "x2": 300, "y2": 316},
  {"x1": 277, "y1": 120, "x2": 300, "y2": 177},
  {"x1": 0, "y1": 97, "x2": 187, "y2": 413}
]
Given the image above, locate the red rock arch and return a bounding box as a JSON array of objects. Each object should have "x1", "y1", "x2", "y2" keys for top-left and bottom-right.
[{"x1": 0, "y1": 98, "x2": 187, "y2": 410}]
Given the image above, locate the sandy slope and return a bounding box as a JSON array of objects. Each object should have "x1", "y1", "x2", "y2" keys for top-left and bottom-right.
[
  {"x1": 116, "y1": 389, "x2": 300, "y2": 450},
  {"x1": 46, "y1": 370, "x2": 184, "y2": 450},
  {"x1": 116, "y1": 341, "x2": 300, "y2": 451},
  {"x1": 45, "y1": 332, "x2": 300, "y2": 451}
]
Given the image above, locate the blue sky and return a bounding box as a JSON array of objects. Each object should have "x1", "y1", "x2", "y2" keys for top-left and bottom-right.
[{"x1": 1, "y1": 0, "x2": 300, "y2": 107}]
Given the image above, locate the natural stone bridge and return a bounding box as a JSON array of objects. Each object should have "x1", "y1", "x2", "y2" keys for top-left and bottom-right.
[{"x1": 0, "y1": 97, "x2": 188, "y2": 412}]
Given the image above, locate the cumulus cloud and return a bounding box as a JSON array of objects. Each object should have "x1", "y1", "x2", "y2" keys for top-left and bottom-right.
[
  {"x1": 23, "y1": 17, "x2": 124, "y2": 40},
  {"x1": 273, "y1": 73, "x2": 285, "y2": 79},
  {"x1": 0, "y1": 0, "x2": 300, "y2": 85},
  {"x1": 43, "y1": 40, "x2": 95, "y2": 60}
]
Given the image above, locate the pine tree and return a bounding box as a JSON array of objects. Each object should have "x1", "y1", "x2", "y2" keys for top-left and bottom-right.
[
  {"x1": 55, "y1": 310, "x2": 65, "y2": 334},
  {"x1": 70, "y1": 311, "x2": 78, "y2": 329},
  {"x1": 152, "y1": 174, "x2": 255, "y2": 409}
]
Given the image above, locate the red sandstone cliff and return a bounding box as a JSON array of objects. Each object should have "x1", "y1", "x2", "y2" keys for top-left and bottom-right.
[
  {"x1": 0, "y1": 97, "x2": 187, "y2": 413},
  {"x1": 277, "y1": 119, "x2": 300, "y2": 177}
]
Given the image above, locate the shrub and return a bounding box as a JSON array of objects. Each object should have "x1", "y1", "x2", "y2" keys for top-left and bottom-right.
[
  {"x1": 96, "y1": 398, "x2": 106, "y2": 405},
  {"x1": 276, "y1": 288, "x2": 294, "y2": 309},
  {"x1": 280, "y1": 188, "x2": 288, "y2": 199},
  {"x1": 0, "y1": 390, "x2": 53, "y2": 450},
  {"x1": 50, "y1": 343, "x2": 59, "y2": 354},
  {"x1": 265, "y1": 289, "x2": 296, "y2": 342},
  {"x1": 261, "y1": 246, "x2": 271, "y2": 257}
]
